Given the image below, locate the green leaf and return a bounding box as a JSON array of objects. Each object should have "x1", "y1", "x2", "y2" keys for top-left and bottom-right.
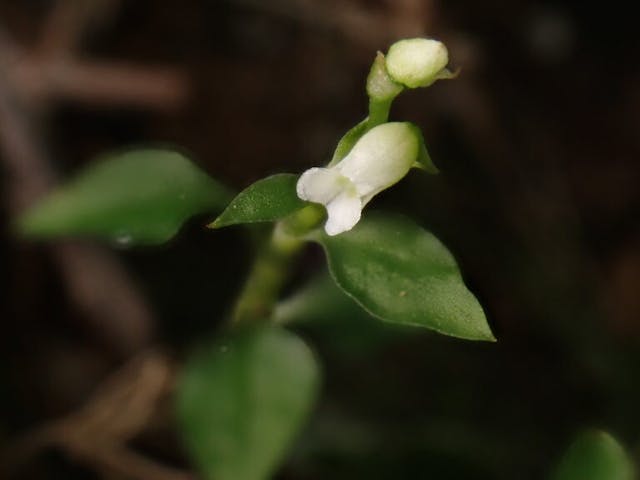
[
  {"x1": 17, "y1": 149, "x2": 230, "y2": 245},
  {"x1": 315, "y1": 213, "x2": 494, "y2": 341},
  {"x1": 328, "y1": 118, "x2": 369, "y2": 166},
  {"x1": 177, "y1": 327, "x2": 320, "y2": 480},
  {"x1": 210, "y1": 174, "x2": 307, "y2": 228},
  {"x1": 553, "y1": 430, "x2": 635, "y2": 480}
]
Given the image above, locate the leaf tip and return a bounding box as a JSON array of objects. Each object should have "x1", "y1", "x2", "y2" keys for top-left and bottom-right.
[
  {"x1": 207, "y1": 217, "x2": 222, "y2": 229},
  {"x1": 483, "y1": 331, "x2": 498, "y2": 342},
  {"x1": 467, "y1": 320, "x2": 496, "y2": 342}
]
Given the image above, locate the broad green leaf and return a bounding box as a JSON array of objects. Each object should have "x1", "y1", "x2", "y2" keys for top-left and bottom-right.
[
  {"x1": 315, "y1": 213, "x2": 494, "y2": 341},
  {"x1": 553, "y1": 430, "x2": 634, "y2": 480},
  {"x1": 18, "y1": 149, "x2": 230, "y2": 245},
  {"x1": 177, "y1": 327, "x2": 320, "y2": 480},
  {"x1": 328, "y1": 118, "x2": 369, "y2": 166},
  {"x1": 210, "y1": 174, "x2": 307, "y2": 228}
]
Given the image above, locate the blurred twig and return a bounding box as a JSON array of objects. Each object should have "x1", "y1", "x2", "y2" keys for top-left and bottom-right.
[
  {"x1": 5, "y1": 0, "x2": 187, "y2": 111},
  {"x1": 10, "y1": 57, "x2": 187, "y2": 110},
  {"x1": 226, "y1": 0, "x2": 434, "y2": 46},
  {"x1": 0, "y1": 351, "x2": 192, "y2": 480}
]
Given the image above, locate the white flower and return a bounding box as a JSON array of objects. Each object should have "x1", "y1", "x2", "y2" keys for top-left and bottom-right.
[
  {"x1": 296, "y1": 122, "x2": 420, "y2": 236},
  {"x1": 385, "y1": 38, "x2": 451, "y2": 88}
]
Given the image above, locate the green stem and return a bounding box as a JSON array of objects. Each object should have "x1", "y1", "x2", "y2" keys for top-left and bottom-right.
[
  {"x1": 365, "y1": 51, "x2": 403, "y2": 128},
  {"x1": 231, "y1": 226, "x2": 302, "y2": 326},
  {"x1": 231, "y1": 205, "x2": 324, "y2": 327},
  {"x1": 367, "y1": 97, "x2": 393, "y2": 128}
]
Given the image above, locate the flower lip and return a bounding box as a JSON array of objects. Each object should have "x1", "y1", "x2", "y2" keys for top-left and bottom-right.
[{"x1": 297, "y1": 122, "x2": 420, "y2": 236}]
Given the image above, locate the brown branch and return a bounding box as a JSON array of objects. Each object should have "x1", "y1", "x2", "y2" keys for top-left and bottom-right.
[
  {"x1": 10, "y1": 56, "x2": 188, "y2": 111},
  {"x1": 52, "y1": 242, "x2": 156, "y2": 353},
  {"x1": 0, "y1": 351, "x2": 193, "y2": 480},
  {"x1": 224, "y1": 0, "x2": 435, "y2": 46}
]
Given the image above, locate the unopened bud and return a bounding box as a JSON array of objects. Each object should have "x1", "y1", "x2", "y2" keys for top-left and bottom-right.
[{"x1": 385, "y1": 38, "x2": 450, "y2": 88}]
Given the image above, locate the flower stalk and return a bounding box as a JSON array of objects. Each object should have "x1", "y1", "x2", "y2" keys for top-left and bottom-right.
[{"x1": 231, "y1": 205, "x2": 324, "y2": 325}]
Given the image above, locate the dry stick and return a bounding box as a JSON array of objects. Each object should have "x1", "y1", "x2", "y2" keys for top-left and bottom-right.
[
  {"x1": 7, "y1": 0, "x2": 187, "y2": 111},
  {"x1": 225, "y1": 0, "x2": 429, "y2": 46},
  {"x1": 1, "y1": 351, "x2": 192, "y2": 480},
  {"x1": 10, "y1": 57, "x2": 188, "y2": 111}
]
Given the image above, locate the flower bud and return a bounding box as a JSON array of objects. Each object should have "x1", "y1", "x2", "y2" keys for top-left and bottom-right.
[
  {"x1": 385, "y1": 38, "x2": 449, "y2": 88},
  {"x1": 297, "y1": 122, "x2": 420, "y2": 236}
]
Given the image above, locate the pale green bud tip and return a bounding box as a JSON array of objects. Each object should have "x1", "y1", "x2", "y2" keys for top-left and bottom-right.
[
  {"x1": 386, "y1": 38, "x2": 449, "y2": 88},
  {"x1": 367, "y1": 52, "x2": 403, "y2": 101},
  {"x1": 297, "y1": 122, "x2": 420, "y2": 236}
]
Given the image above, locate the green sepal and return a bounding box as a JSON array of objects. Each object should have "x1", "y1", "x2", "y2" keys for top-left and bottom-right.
[
  {"x1": 328, "y1": 118, "x2": 369, "y2": 167},
  {"x1": 413, "y1": 127, "x2": 439, "y2": 174},
  {"x1": 366, "y1": 51, "x2": 404, "y2": 102}
]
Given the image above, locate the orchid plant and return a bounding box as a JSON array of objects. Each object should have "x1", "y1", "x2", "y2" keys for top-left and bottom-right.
[{"x1": 18, "y1": 37, "x2": 630, "y2": 480}]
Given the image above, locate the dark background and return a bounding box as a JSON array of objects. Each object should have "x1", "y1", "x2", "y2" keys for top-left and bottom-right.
[{"x1": 1, "y1": 0, "x2": 639, "y2": 478}]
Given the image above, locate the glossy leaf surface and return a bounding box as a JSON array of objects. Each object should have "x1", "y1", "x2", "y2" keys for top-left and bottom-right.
[{"x1": 316, "y1": 213, "x2": 494, "y2": 341}]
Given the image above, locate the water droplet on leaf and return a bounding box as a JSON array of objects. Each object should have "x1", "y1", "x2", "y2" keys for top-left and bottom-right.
[{"x1": 113, "y1": 233, "x2": 133, "y2": 247}]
